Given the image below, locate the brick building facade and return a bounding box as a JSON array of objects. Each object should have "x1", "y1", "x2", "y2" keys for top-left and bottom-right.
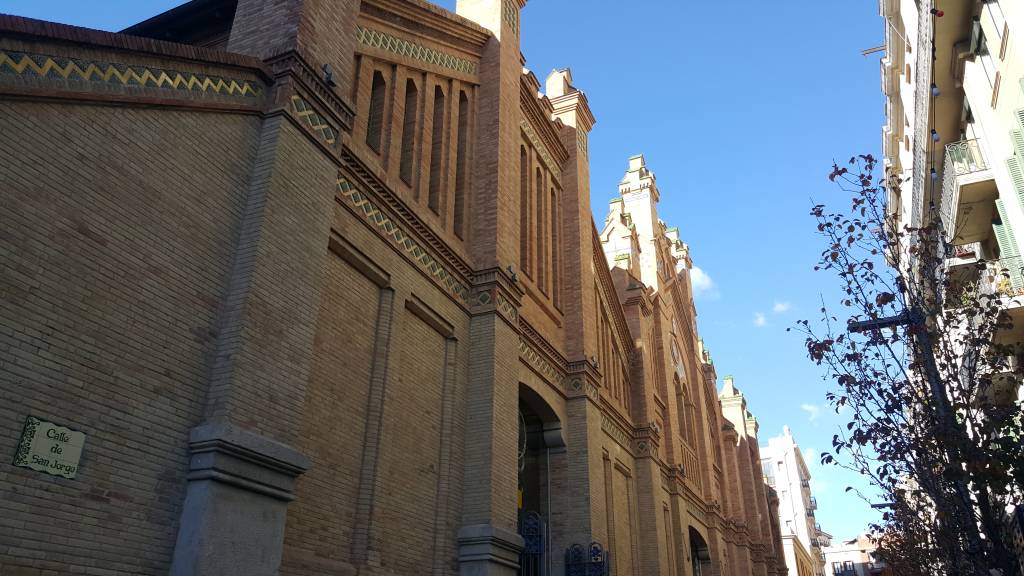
[{"x1": 0, "y1": 1, "x2": 787, "y2": 575}]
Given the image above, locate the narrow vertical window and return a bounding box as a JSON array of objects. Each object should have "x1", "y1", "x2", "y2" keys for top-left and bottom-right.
[
  {"x1": 428, "y1": 86, "x2": 445, "y2": 214},
  {"x1": 551, "y1": 186, "x2": 559, "y2": 306},
  {"x1": 520, "y1": 146, "x2": 530, "y2": 276},
  {"x1": 366, "y1": 71, "x2": 386, "y2": 153},
  {"x1": 454, "y1": 91, "x2": 469, "y2": 238},
  {"x1": 535, "y1": 167, "x2": 545, "y2": 290},
  {"x1": 399, "y1": 79, "x2": 418, "y2": 185}
]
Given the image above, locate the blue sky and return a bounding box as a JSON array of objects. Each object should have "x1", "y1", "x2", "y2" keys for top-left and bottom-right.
[{"x1": 6, "y1": 0, "x2": 884, "y2": 541}]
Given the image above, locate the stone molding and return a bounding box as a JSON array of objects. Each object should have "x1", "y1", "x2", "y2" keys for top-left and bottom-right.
[
  {"x1": 457, "y1": 524, "x2": 524, "y2": 569},
  {"x1": 185, "y1": 421, "x2": 310, "y2": 502},
  {"x1": 266, "y1": 49, "x2": 355, "y2": 132},
  {"x1": 336, "y1": 174, "x2": 472, "y2": 305},
  {"x1": 600, "y1": 411, "x2": 634, "y2": 455}
]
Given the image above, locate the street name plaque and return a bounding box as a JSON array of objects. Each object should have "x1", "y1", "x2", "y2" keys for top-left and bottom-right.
[{"x1": 12, "y1": 416, "x2": 85, "y2": 479}]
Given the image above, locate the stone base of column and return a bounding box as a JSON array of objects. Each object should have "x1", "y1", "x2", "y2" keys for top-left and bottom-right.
[
  {"x1": 170, "y1": 421, "x2": 310, "y2": 576},
  {"x1": 457, "y1": 523, "x2": 524, "y2": 576}
]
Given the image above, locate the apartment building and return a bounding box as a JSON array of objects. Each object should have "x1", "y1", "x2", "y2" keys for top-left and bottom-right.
[
  {"x1": 823, "y1": 534, "x2": 891, "y2": 576},
  {"x1": 762, "y1": 427, "x2": 833, "y2": 576},
  {"x1": 881, "y1": 0, "x2": 1024, "y2": 389},
  {"x1": 879, "y1": 1, "x2": 1023, "y2": 569}
]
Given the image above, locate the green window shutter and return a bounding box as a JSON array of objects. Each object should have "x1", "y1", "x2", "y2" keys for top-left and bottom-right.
[
  {"x1": 1012, "y1": 130, "x2": 1024, "y2": 161},
  {"x1": 994, "y1": 199, "x2": 1024, "y2": 289},
  {"x1": 994, "y1": 200, "x2": 1019, "y2": 256},
  {"x1": 1017, "y1": 107, "x2": 1024, "y2": 132},
  {"x1": 1008, "y1": 157, "x2": 1024, "y2": 211}
]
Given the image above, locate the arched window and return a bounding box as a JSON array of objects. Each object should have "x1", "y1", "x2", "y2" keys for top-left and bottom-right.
[
  {"x1": 550, "y1": 186, "x2": 559, "y2": 306},
  {"x1": 398, "y1": 79, "x2": 418, "y2": 185},
  {"x1": 520, "y1": 146, "x2": 530, "y2": 276},
  {"x1": 535, "y1": 167, "x2": 545, "y2": 290},
  {"x1": 366, "y1": 71, "x2": 386, "y2": 153},
  {"x1": 454, "y1": 91, "x2": 469, "y2": 238},
  {"x1": 428, "y1": 86, "x2": 445, "y2": 215}
]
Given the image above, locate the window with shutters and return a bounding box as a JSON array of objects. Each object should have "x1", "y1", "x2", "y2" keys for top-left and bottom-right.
[
  {"x1": 366, "y1": 71, "x2": 386, "y2": 153},
  {"x1": 428, "y1": 86, "x2": 446, "y2": 215},
  {"x1": 398, "y1": 79, "x2": 418, "y2": 185}
]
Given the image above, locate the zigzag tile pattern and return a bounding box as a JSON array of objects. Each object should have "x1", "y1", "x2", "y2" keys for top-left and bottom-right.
[
  {"x1": 290, "y1": 95, "x2": 337, "y2": 145},
  {"x1": 356, "y1": 26, "x2": 478, "y2": 76},
  {"x1": 0, "y1": 51, "x2": 261, "y2": 97},
  {"x1": 518, "y1": 338, "x2": 560, "y2": 383},
  {"x1": 337, "y1": 176, "x2": 470, "y2": 303},
  {"x1": 520, "y1": 120, "x2": 561, "y2": 180}
]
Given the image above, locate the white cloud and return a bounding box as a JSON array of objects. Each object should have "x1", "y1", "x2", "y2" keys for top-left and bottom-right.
[
  {"x1": 753, "y1": 312, "x2": 767, "y2": 327},
  {"x1": 689, "y1": 266, "x2": 719, "y2": 300},
  {"x1": 772, "y1": 301, "x2": 792, "y2": 313},
  {"x1": 800, "y1": 403, "x2": 821, "y2": 422}
]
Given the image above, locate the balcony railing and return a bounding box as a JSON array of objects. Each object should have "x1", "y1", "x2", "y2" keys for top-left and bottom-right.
[
  {"x1": 940, "y1": 139, "x2": 988, "y2": 240},
  {"x1": 981, "y1": 256, "x2": 1024, "y2": 297},
  {"x1": 809, "y1": 496, "x2": 818, "y2": 510}
]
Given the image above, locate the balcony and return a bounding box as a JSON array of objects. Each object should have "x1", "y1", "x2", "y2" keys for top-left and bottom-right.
[
  {"x1": 809, "y1": 496, "x2": 818, "y2": 510},
  {"x1": 940, "y1": 139, "x2": 997, "y2": 244}
]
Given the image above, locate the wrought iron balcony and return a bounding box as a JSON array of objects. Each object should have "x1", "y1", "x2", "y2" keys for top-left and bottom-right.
[
  {"x1": 809, "y1": 496, "x2": 818, "y2": 510},
  {"x1": 940, "y1": 139, "x2": 990, "y2": 240},
  {"x1": 981, "y1": 256, "x2": 1024, "y2": 298}
]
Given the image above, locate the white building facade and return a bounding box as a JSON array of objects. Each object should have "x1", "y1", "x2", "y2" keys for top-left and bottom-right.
[{"x1": 761, "y1": 427, "x2": 832, "y2": 576}]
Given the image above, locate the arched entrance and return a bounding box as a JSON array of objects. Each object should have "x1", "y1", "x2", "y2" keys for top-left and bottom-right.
[
  {"x1": 518, "y1": 385, "x2": 565, "y2": 576},
  {"x1": 689, "y1": 527, "x2": 711, "y2": 576}
]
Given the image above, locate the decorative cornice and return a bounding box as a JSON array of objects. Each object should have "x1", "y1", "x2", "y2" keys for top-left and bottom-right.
[
  {"x1": 0, "y1": 15, "x2": 272, "y2": 76},
  {"x1": 340, "y1": 148, "x2": 473, "y2": 278},
  {"x1": 0, "y1": 49, "x2": 262, "y2": 98},
  {"x1": 520, "y1": 79, "x2": 569, "y2": 171},
  {"x1": 549, "y1": 89, "x2": 596, "y2": 133},
  {"x1": 362, "y1": 0, "x2": 491, "y2": 48},
  {"x1": 356, "y1": 25, "x2": 478, "y2": 76},
  {"x1": 289, "y1": 94, "x2": 336, "y2": 146},
  {"x1": 337, "y1": 174, "x2": 471, "y2": 305},
  {"x1": 266, "y1": 50, "x2": 354, "y2": 131},
  {"x1": 519, "y1": 119, "x2": 562, "y2": 181},
  {"x1": 565, "y1": 359, "x2": 600, "y2": 401},
  {"x1": 519, "y1": 338, "x2": 560, "y2": 384},
  {"x1": 600, "y1": 411, "x2": 633, "y2": 453}
]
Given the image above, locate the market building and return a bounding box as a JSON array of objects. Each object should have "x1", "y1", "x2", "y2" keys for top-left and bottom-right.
[{"x1": 0, "y1": 1, "x2": 786, "y2": 574}]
